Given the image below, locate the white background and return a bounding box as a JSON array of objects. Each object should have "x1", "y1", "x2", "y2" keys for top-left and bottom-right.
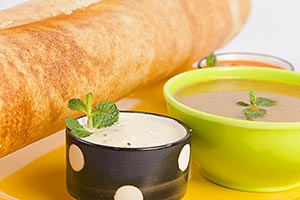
[{"x1": 220, "y1": 0, "x2": 300, "y2": 71}]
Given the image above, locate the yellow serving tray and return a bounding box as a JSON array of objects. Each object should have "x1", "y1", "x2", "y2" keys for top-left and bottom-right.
[{"x1": 1, "y1": 68, "x2": 300, "y2": 200}]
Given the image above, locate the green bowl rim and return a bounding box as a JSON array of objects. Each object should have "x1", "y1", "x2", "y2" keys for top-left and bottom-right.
[{"x1": 163, "y1": 66, "x2": 300, "y2": 129}]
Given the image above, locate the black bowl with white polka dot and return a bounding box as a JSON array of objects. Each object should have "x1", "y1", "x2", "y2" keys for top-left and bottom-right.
[{"x1": 66, "y1": 111, "x2": 192, "y2": 200}]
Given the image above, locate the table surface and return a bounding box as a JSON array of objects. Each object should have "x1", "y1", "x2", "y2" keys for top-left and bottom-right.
[{"x1": 1, "y1": 0, "x2": 300, "y2": 199}]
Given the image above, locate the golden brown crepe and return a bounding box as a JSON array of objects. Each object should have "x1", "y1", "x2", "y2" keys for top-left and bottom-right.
[
  {"x1": 0, "y1": 0, "x2": 251, "y2": 157},
  {"x1": 0, "y1": 0, "x2": 104, "y2": 30}
]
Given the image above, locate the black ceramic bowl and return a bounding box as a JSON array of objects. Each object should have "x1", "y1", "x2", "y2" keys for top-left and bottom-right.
[{"x1": 66, "y1": 111, "x2": 192, "y2": 200}]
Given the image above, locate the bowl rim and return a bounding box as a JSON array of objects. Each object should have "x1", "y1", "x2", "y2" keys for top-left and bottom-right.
[
  {"x1": 197, "y1": 52, "x2": 294, "y2": 71},
  {"x1": 66, "y1": 110, "x2": 192, "y2": 151},
  {"x1": 163, "y1": 66, "x2": 300, "y2": 129}
]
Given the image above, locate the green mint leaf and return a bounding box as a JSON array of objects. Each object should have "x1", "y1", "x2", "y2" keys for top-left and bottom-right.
[
  {"x1": 256, "y1": 97, "x2": 276, "y2": 107},
  {"x1": 236, "y1": 101, "x2": 250, "y2": 106},
  {"x1": 85, "y1": 92, "x2": 93, "y2": 127},
  {"x1": 237, "y1": 90, "x2": 276, "y2": 121},
  {"x1": 92, "y1": 101, "x2": 119, "y2": 128},
  {"x1": 243, "y1": 107, "x2": 267, "y2": 120},
  {"x1": 65, "y1": 117, "x2": 92, "y2": 138},
  {"x1": 68, "y1": 98, "x2": 87, "y2": 113},
  {"x1": 66, "y1": 92, "x2": 120, "y2": 137},
  {"x1": 206, "y1": 52, "x2": 217, "y2": 67},
  {"x1": 249, "y1": 90, "x2": 257, "y2": 106},
  {"x1": 86, "y1": 92, "x2": 93, "y2": 110}
]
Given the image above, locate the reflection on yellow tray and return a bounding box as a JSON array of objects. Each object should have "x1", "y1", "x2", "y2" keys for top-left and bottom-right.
[{"x1": 1, "y1": 68, "x2": 300, "y2": 200}]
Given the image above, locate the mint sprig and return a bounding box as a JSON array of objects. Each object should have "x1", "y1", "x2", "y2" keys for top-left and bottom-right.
[
  {"x1": 65, "y1": 92, "x2": 119, "y2": 138},
  {"x1": 65, "y1": 118, "x2": 92, "y2": 138},
  {"x1": 236, "y1": 90, "x2": 276, "y2": 120},
  {"x1": 206, "y1": 52, "x2": 217, "y2": 67},
  {"x1": 243, "y1": 107, "x2": 267, "y2": 120},
  {"x1": 92, "y1": 101, "x2": 119, "y2": 128}
]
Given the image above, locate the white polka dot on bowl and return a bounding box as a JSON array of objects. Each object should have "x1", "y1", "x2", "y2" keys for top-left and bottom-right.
[
  {"x1": 114, "y1": 185, "x2": 143, "y2": 200},
  {"x1": 69, "y1": 144, "x2": 85, "y2": 172},
  {"x1": 178, "y1": 144, "x2": 190, "y2": 172}
]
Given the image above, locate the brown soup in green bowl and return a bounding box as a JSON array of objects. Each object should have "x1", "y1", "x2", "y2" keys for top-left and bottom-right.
[{"x1": 163, "y1": 67, "x2": 300, "y2": 192}]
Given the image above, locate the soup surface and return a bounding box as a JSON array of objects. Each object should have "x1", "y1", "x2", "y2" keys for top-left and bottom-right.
[
  {"x1": 175, "y1": 79, "x2": 300, "y2": 122},
  {"x1": 216, "y1": 60, "x2": 283, "y2": 69}
]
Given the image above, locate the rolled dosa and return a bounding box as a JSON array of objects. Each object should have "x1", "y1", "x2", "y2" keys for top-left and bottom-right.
[
  {"x1": 0, "y1": 0, "x2": 250, "y2": 157},
  {"x1": 0, "y1": 0, "x2": 104, "y2": 30}
]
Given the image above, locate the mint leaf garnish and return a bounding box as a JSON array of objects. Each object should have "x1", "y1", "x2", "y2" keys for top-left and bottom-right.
[
  {"x1": 243, "y1": 107, "x2": 267, "y2": 120},
  {"x1": 85, "y1": 92, "x2": 93, "y2": 127},
  {"x1": 92, "y1": 101, "x2": 119, "y2": 128},
  {"x1": 256, "y1": 97, "x2": 276, "y2": 107},
  {"x1": 236, "y1": 90, "x2": 276, "y2": 120},
  {"x1": 206, "y1": 52, "x2": 217, "y2": 67},
  {"x1": 65, "y1": 92, "x2": 119, "y2": 137},
  {"x1": 236, "y1": 101, "x2": 250, "y2": 106},
  {"x1": 65, "y1": 118, "x2": 92, "y2": 138},
  {"x1": 249, "y1": 90, "x2": 257, "y2": 106},
  {"x1": 68, "y1": 98, "x2": 87, "y2": 113}
]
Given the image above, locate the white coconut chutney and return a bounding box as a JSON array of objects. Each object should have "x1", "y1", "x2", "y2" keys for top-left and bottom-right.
[{"x1": 77, "y1": 112, "x2": 187, "y2": 148}]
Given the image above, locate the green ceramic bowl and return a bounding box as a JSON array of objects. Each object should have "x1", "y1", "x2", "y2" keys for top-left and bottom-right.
[{"x1": 163, "y1": 67, "x2": 300, "y2": 192}]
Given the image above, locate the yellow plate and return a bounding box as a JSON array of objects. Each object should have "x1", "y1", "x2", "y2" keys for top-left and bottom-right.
[{"x1": 1, "y1": 68, "x2": 300, "y2": 200}]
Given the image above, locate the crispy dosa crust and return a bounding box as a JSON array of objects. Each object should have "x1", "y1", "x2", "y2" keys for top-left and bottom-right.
[
  {"x1": 0, "y1": 0, "x2": 250, "y2": 157},
  {"x1": 0, "y1": 0, "x2": 104, "y2": 30}
]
